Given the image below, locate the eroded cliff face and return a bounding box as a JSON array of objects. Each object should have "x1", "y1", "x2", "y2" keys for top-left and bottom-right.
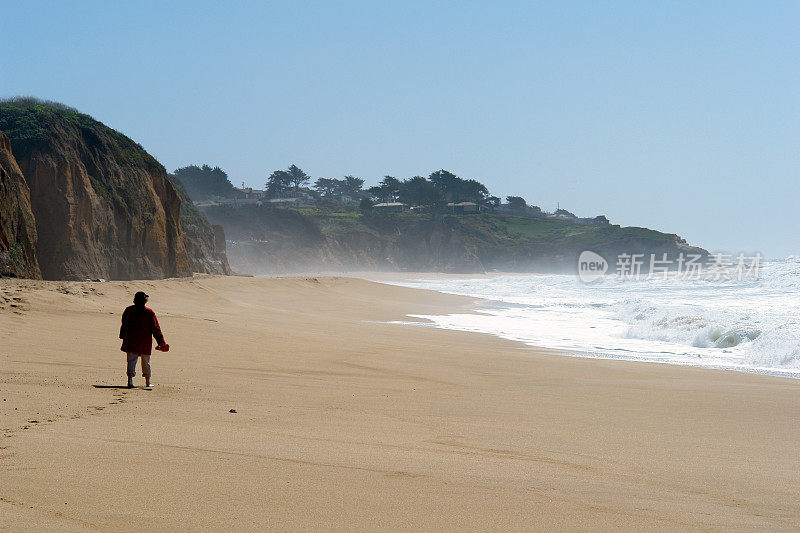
[
  {"x1": 167, "y1": 174, "x2": 231, "y2": 275},
  {"x1": 0, "y1": 131, "x2": 40, "y2": 278},
  {"x1": 180, "y1": 220, "x2": 232, "y2": 275},
  {"x1": 0, "y1": 104, "x2": 192, "y2": 280}
]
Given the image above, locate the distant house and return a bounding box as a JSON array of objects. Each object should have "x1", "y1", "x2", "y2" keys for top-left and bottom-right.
[
  {"x1": 235, "y1": 187, "x2": 267, "y2": 200},
  {"x1": 571, "y1": 215, "x2": 610, "y2": 225},
  {"x1": 373, "y1": 202, "x2": 408, "y2": 212},
  {"x1": 447, "y1": 202, "x2": 481, "y2": 213}
]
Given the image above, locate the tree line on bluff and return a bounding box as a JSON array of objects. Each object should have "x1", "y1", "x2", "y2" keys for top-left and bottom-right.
[{"x1": 174, "y1": 164, "x2": 536, "y2": 212}]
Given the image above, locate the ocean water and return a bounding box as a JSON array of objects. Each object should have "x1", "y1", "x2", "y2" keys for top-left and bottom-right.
[{"x1": 390, "y1": 258, "x2": 800, "y2": 378}]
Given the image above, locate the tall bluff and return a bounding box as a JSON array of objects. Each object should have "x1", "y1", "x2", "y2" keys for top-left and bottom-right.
[
  {"x1": 0, "y1": 101, "x2": 229, "y2": 280},
  {"x1": 0, "y1": 131, "x2": 41, "y2": 278}
]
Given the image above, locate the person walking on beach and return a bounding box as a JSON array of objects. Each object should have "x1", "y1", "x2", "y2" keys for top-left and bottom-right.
[{"x1": 120, "y1": 291, "x2": 168, "y2": 388}]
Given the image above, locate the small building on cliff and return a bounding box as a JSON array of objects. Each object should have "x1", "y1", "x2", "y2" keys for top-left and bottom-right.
[
  {"x1": 373, "y1": 202, "x2": 408, "y2": 212},
  {"x1": 235, "y1": 187, "x2": 266, "y2": 200},
  {"x1": 447, "y1": 202, "x2": 482, "y2": 214}
]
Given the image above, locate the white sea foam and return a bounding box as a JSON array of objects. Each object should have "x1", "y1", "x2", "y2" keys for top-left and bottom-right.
[{"x1": 390, "y1": 258, "x2": 800, "y2": 377}]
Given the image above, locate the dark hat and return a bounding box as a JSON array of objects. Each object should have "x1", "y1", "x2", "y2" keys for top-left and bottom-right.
[{"x1": 133, "y1": 291, "x2": 149, "y2": 304}]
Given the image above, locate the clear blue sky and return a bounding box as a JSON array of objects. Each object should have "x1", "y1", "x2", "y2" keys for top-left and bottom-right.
[{"x1": 2, "y1": 1, "x2": 798, "y2": 257}]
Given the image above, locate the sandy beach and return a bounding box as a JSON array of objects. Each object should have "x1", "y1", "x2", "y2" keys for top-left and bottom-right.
[{"x1": 1, "y1": 274, "x2": 798, "y2": 531}]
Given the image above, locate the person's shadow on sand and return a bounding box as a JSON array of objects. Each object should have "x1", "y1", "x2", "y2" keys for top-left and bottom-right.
[{"x1": 93, "y1": 385, "x2": 151, "y2": 390}]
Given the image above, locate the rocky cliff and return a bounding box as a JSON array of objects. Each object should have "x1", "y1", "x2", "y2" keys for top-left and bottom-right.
[
  {"x1": 205, "y1": 205, "x2": 709, "y2": 275},
  {"x1": 0, "y1": 131, "x2": 41, "y2": 278},
  {"x1": 0, "y1": 99, "x2": 228, "y2": 280},
  {"x1": 168, "y1": 174, "x2": 231, "y2": 275}
]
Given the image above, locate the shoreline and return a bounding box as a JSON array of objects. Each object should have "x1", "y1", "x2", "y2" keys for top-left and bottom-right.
[
  {"x1": 362, "y1": 272, "x2": 800, "y2": 380},
  {"x1": 2, "y1": 274, "x2": 799, "y2": 530},
  {"x1": 396, "y1": 315, "x2": 800, "y2": 380}
]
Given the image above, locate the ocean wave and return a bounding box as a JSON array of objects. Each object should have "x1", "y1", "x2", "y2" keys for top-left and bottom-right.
[{"x1": 394, "y1": 260, "x2": 800, "y2": 375}]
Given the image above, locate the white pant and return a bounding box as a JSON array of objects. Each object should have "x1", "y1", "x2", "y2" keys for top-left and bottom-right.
[{"x1": 126, "y1": 353, "x2": 151, "y2": 378}]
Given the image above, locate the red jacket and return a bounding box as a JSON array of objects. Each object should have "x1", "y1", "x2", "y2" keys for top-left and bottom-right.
[{"x1": 119, "y1": 305, "x2": 165, "y2": 355}]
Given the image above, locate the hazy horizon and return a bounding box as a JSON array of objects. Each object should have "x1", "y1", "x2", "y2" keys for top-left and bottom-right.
[{"x1": 2, "y1": 1, "x2": 798, "y2": 257}]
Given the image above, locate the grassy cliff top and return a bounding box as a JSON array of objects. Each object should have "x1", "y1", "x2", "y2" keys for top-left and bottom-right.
[
  {"x1": 307, "y1": 206, "x2": 678, "y2": 243},
  {"x1": 0, "y1": 97, "x2": 163, "y2": 171}
]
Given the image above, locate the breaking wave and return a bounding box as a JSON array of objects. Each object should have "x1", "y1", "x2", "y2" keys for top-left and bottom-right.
[{"x1": 391, "y1": 258, "x2": 800, "y2": 377}]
